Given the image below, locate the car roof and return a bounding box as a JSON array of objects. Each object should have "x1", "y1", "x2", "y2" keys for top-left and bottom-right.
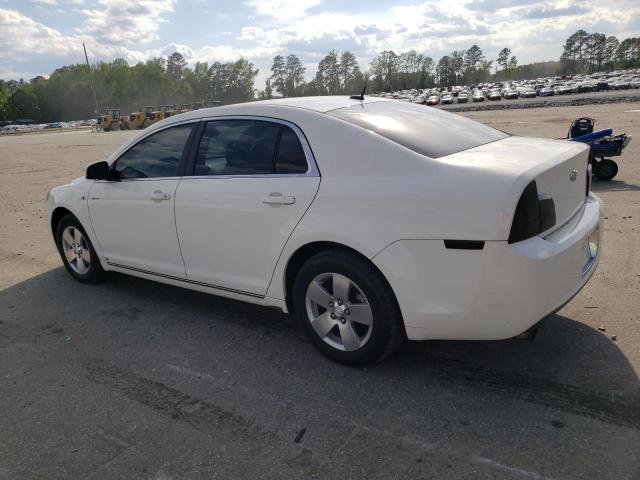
[{"x1": 201, "y1": 96, "x2": 390, "y2": 115}]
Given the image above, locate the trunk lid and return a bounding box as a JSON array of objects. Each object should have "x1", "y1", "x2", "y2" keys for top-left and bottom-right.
[{"x1": 439, "y1": 136, "x2": 590, "y2": 232}]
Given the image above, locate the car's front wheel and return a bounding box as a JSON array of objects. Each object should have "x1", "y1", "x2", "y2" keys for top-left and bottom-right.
[
  {"x1": 292, "y1": 250, "x2": 404, "y2": 365},
  {"x1": 55, "y1": 214, "x2": 105, "y2": 283}
]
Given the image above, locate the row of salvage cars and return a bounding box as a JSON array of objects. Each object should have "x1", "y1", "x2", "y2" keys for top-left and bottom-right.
[
  {"x1": 417, "y1": 87, "x2": 534, "y2": 105},
  {"x1": 373, "y1": 68, "x2": 640, "y2": 105}
]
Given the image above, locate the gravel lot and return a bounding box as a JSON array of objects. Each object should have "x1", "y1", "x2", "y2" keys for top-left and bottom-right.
[{"x1": 1, "y1": 102, "x2": 639, "y2": 479}]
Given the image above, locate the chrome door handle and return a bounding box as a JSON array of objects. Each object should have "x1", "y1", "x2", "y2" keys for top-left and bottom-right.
[
  {"x1": 151, "y1": 190, "x2": 171, "y2": 201},
  {"x1": 262, "y1": 192, "x2": 295, "y2": 205}
]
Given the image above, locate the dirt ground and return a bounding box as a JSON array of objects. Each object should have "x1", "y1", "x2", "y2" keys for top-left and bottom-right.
[{"x1": 1, "y1": 103, "x2": 639, "y2": 479}]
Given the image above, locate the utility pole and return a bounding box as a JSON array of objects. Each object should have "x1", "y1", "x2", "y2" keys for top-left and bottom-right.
[{"x1": 83, "y1": 43, "x2": 100, "y2": 117}]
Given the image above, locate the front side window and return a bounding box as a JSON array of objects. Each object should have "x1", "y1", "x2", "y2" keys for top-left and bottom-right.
[
  {"x1": 113, "y1": 123, "x2": 193, "y2": 179},
  {"x1": 195, "y1": 120, "x2": 308, "y2": 176}
]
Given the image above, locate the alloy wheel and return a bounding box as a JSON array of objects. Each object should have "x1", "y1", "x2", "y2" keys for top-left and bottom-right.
[
  {"x1": 61, "y1": 226, "x2": 91, "y2": 275},
  {"x1": 305, "y1": 273, "x2": 373, "y2": 351}
]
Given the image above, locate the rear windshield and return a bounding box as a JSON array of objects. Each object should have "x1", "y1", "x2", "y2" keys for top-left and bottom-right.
[{"x1": 327, "y1": 100, "x2": 508, "y2": 158}]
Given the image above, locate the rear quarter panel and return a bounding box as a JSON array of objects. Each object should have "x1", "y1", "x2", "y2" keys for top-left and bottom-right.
[{"x1": 263, "y1": 109, "x2": 524, "y2": 301}]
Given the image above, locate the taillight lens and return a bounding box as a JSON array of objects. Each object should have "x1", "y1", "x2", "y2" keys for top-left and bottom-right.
[{"x1": 508, "y1": 181, "x2": 556, "y2": 244}]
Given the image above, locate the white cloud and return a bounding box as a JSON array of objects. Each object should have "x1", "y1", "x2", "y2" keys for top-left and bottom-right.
[
  {"x1": 0, "y1": 8, "x2": 77, "y2": 60},
  {"x1": 2, "y1": 0, "x2": 640, "y2": 86},
  {"x1": 79, "y1": 0, "x2": 175, "y2": 44},
  {"x1": 244, "y1": 0, "x2": 321, "y2": 19}
]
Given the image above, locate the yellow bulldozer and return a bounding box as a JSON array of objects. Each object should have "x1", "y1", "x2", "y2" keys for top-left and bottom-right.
[
  {"x1": 147, "y1": 105, "x2": 174, "y2": 123},
  {"x1": 123, "y1": 106, "x2": 155, "y2": 129},
  {"x1": 164, "y1": 105, "x2": 177, "y2": 118},
  {"x1": 97, "y1": 109, "x2": 123, "y2": 131}
]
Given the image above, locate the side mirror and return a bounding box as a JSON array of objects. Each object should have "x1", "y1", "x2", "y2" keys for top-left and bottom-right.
[{"x1": 86, "y1": 161, "x2": 113, "y2": 180}]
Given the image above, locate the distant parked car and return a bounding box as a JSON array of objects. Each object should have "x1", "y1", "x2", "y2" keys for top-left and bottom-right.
[
  {"x1": 520, "y1": 89, "x2": 537, "y2": 98},
  {"x1": 426, "y1": 95, "x2": 439, "y2": 106},
  {"x1": 576, "y1": 83, "x2": 593, "y2": 93},
  {"x1": 472, "y1": 91, "x2": 485, "y2": 102},
  {"x1": 552, "y1": 85, "x2": 569, "y2": 95},
  {"x1": 457, "y1": 92, "x2": 469, "y2": 103},
  {"x1": 611, "y1": 79, "x2": 630, "y2": 90},
  {"x1": 503, "y1": 90, "x2": 518, "y2": 100},
  {"x1": 539, "y1": 86, "x2": 554, "y2": 97},
  {"x1": 488, "y1": 90, "x2": 502, "y2": 100},
  {"x1": 440, "y1": 93, "x2": 453, "y2": 104}
]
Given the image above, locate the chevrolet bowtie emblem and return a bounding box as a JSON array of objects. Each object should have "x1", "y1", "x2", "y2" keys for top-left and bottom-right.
[{"x1": 569, "y1": 169, "x2": 578, "y2": 181}]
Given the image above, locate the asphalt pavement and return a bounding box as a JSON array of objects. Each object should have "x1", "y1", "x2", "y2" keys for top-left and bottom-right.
[{"x1": 1, "y1": 101, "x2": 639, "y2": 480}]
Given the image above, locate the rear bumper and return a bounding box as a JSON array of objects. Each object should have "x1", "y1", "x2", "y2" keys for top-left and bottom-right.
[{"x1": 373, "y1": 194, "x2": 602, "y2": 341}]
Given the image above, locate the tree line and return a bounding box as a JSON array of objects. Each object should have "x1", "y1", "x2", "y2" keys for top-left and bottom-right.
[
  {"x1": 0, "y1": 30, "x2": 638, "y2": 122},
  {"x1": 0, "y1": 52, "x2": 257, "y2": 123},
  {"x1": 561, "y1": 30, "x2": 639, "y2": 74}
]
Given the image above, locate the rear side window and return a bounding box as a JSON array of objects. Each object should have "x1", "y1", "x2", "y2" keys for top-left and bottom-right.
[
  {"x1": 275, "y1": 127, "x2": 308, "y2": 174},
  {"x1": 113, "y1": 124, "x2": 193, "y2": 179},
  {"x1": 195, "y1": 120, "x2": 308, "y2": 176},
  {"x1": 327, "y1": 101, "x2": 508, "y2": 158}
]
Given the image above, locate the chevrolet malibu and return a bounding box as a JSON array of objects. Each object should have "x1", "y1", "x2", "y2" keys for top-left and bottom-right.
[{"x1": 46, "y1": 97, "x2": 602, "y2": 365}]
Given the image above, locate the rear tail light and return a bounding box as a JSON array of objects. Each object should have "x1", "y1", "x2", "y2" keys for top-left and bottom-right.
[{"x1": 508, "y1": 181, "x2": 556, "y2": 244}]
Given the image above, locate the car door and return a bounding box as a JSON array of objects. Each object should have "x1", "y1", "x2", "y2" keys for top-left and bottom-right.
[
  {"x1": 88, "y1": 122, "x2": 195, "y2": 278},
  {"x1": 175, "y1": 118, "x2": 320, "y2": 296}
]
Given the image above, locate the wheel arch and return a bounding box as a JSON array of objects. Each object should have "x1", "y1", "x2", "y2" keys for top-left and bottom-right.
[
  {"x1": 283, "y1": 241, "x2": 401, "y2": 318},
  {"x1": 51, "y1": 206, "x2": 74, "y2": 239}
]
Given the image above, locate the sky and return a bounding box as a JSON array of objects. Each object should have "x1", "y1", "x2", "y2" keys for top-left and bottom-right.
[{"x1": 1, "y1": 0, "x2": 639, "y2": 90}]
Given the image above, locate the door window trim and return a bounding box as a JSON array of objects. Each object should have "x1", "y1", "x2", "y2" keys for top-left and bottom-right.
[
  {"x1": 105, "y1": 120, "x2": 200, "y2": 182},
  {"x1": 185, "y1": 115, "x2": 320, "y2": 179}
]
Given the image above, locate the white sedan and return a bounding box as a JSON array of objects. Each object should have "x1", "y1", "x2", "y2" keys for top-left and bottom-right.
[{"x1": 46, "y1": 96, "x2": 602, "y2": 365}]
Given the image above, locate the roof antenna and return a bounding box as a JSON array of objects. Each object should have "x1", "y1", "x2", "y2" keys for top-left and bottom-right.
[{"x1": 350, "y1": 86, "x2": 366, "y2": 101}]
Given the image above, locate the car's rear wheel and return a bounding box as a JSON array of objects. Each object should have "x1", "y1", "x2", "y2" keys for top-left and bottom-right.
[
  {"x1": 292, "y1": 249, "x2": 404, "y2": 365},
  {"x1": 56, "y1": 214, "x2": 105, "y2": 283}
]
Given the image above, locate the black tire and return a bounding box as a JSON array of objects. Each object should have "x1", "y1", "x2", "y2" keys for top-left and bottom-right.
[
  {"x1": 292, "y1": 249, "x2": 404, "y2": 366},
  {"x1": 595, "y1": 159, "x2": 618, "y2": 181},
  {"x1": 55, "y1": 214, "x2": 105, "y2": 284},
  {"x1": 110, "y1": 121, "x2": 120, "y2": 131}
]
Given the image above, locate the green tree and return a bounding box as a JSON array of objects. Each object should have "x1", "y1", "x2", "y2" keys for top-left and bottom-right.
[
  {"x1": 604, "y1": 36, "x2": 619, "y2": 70},
  {"x1": 5, "y1": 84, "x2": 39, "y2": 120},
  {"x1": 463, "y1": 45, "x2": 485, "y2": 83},
  {"x1": 167, "y1": 52, "x2": 187, "y2": 81},
  {"x1": 497, "y1": 48, "x2": 511, "y2": 79},
  {"x1": 586, "y1": 33, "x2": 607, "y2": 72},
  {"x1": 338, "y1": 51, "x2": 359, "y2": 93},
  {"x1": 370, "y1": 50, "x2": 399, "y2": 91},
  {"x1": 285, "y1": 54, "x2": 305, "y2": 95},
  {"x1": 615, "y1": 38, "x2": 640, "y2": 68},
  {"x1": 270, "y1": 55, "x2": 287, "y2": 96},
  {"x1": 508, "y1": 56, "x2": 518, "y2": 76},
  {"x1": 436, "y1": 55, "x2": 454, "y2": 86},
  {"x1": 451, "y1": 50, "x2": 465, "y2": 84},
  {"x1": 317, "y1": 50, "x2": 340, "y2": 94}
]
